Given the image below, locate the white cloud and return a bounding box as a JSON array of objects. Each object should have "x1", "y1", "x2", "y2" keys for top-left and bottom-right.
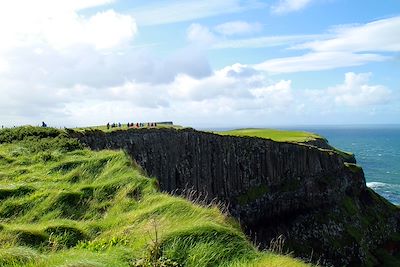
[
  {"x1": 170, "y1": 64, "x2": 265, "y2": 101},
  {"x1": 251, "y1": 80, "x2": 291, "y2": 98},
  {"x1": 296, "y1": 16, "x2": 400, "y2": 53},
  {"x1": 254, "y1": 16, "x2": 400, "y2": 74},
  {"x1": 271, "y1": 0, "x2": 313, "y2": 14},
  {"x1": 188, "y1": 24, "x2": 326, "y2": 50},
  {"x1": 306, "y1": 72, "x2": 391, "y2": 107},
  {"x1": 0, "y1": 1, "x2": 138, "y2": 121},
  {"x1": 0, "y1": 1, "x2": 129, "y2": 53},
  {"x1": 58, "y1": 68, "x2": 394, "y2": 127},
  {"x1": 0, "y1": 61, "x2": 297, "y2": 126},
  {"x1": 255, "y1": 52, "x2": 387, "y2": 73},
  {"x1": 214, "y1": 21, "x2": 262, "y2": 36},
  {"x1": 130, "y1": 0, "x2": 265, "y2": 26},
  {"x1": 159, "y1": 64, "x2": 295, "y2": 117},
  {"x1": 1, "y1": 11, "x2": 136, "y2": 52},
  {"x1": 212, "y1": 34, "x2": 328, "y2": 49},
  {"x1": 42, "y1": 10, "x2": 137, "y2": 50},
  {"x1": 187, "y1": 24, "x2": 216, "y2": 46},
  {"x1": 186, "y1": 16, "x2": 400, "y2": 74},
  {"x1": 0, "y1": 54, "x2": 393, "y2": 127}
]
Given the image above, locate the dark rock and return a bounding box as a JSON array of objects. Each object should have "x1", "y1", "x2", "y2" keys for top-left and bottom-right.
[{"x1": 70, "y1": 128, "x2": 400, "y2": 266}]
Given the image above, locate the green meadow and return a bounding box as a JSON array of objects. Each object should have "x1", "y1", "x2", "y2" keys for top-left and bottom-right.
[
  {"x1": 215, "y1": 128, "x2": 323, "y2": 143},
  {"x1": 0, "y1": 126, "x2": 310, "y2": 267}
]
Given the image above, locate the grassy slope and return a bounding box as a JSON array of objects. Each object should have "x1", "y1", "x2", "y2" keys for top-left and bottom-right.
[
  {"x1": 74, "y1": 124, "x2": 183, "y2": 133},
  {"x1": 215, "y1": 128, "x2": 322, "y2": 143},
  {"x1": 0, "y1": 127, "x2": 309, "y2": 267}
]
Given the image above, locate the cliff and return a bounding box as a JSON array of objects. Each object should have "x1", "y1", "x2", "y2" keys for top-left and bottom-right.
[{"x1": 70, "y1": 128, "x2": 400, "y2": 266}]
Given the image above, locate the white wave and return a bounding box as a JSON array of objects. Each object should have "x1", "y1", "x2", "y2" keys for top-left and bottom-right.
[
  {"x1": 367, "y1": 182, "x2": 389, "y2": 188},
  {"x1": 366, "y1": 181, "x2": 400, "y2": 190},
  {"x1": 367, "y1": 182, "x2": 400, "y2": 205}
]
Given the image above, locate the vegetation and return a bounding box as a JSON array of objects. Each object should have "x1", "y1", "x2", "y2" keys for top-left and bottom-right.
[
  {"x1": 215, "y1": 128, "x2": 323, "y2": 143},
  {"x1": 0, "y1": 126, "x2": 310, "y2": 267},
  {"x1": 237, "y1": 184, "x2": 268, "y2": 205},
  {"x1": 74, "y1": 123, "x2": 183, "y2": 133},
  {"x1": 216, "y1": 128, "x2": 356, "y2": 163},
  {"x1": 344, "y1": 162, "x2": 363, "y2": 173}
]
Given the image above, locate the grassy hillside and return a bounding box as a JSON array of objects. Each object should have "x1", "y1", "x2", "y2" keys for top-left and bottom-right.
[
  {"x1": 0, "y1": 126, "x2": 310, "y2": 267},
  {"x1": 74, "y1": 123, "x2": 182, "y2": 133},
  {"x1": 215, "y1": 128, "x2": 323, "y2": 143}
]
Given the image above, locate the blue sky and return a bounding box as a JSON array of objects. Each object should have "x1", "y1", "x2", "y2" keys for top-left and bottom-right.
[{"x1": 0, "y1": 0, "x2": 399, "y2": 128}]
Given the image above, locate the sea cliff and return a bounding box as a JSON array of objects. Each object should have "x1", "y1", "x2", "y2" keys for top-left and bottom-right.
[{"x1": 71, "y1": 128, "x2": 400, "y2": 266}]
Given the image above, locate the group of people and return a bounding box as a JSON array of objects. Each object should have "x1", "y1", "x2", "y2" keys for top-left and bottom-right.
[
  {"x1": 106, "y1": 122, "x2": 158, "y2": 130},
  {"x1": 107, "y1": 122, "x2": 122, "y2": 129}
]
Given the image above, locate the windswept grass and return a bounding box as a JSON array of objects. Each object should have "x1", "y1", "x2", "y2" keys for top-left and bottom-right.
[
  {"x1": 74, "y1": 123, "x2": 183, "y2": 133},
  {"x1": 0, "y1": 126, "x2": 311, "y2": 266},
  {"x1": 215, "y1": 128, "x2": 322, "y2": 143}
]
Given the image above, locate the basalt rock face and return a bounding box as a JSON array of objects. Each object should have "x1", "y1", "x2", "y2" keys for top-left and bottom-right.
[{"x1": 70, "y1": 128, "x2": 400, "y2": 266}]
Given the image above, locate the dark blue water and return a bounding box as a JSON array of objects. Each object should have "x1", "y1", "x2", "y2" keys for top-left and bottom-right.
[{"x1": 295, "y1": 126, "x2": 400, "y2": 205}]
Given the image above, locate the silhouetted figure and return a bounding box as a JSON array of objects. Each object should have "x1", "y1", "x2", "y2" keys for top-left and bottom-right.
[
  {"x1": 107, "y1": 123, "x2": 110, "y2": 129},
  {"x1": 154, "y1": 122, "x2": 157, "y2": 127},
  {"x1": 41, "y1": 121, "x2": 47, "y2": 127}
]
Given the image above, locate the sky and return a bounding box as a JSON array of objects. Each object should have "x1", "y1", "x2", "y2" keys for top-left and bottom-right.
[{"x1": 0, "y1": 0, "x2": 399, "y2": 128}]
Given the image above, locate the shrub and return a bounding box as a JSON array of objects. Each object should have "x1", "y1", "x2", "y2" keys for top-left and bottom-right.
[
  {"x1": 20, "y1": 136, "x2": 83, "y2": 153},
  {"x1": 0, "y1": 126, "x2": 61, "y2": 144}
]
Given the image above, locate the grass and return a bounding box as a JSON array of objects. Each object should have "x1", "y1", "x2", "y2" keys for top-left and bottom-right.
[
  {"x1": 215, "y1": 128, "x2": 323, "y2": 143},
  {"x1": 0, "y1": 126, "x2": 310, "y2": 267},
  {"x1": 74, "y1": 123, "x2": 183, "y2": 133},
  {"x1": 216, "y1": 128, "x2": 356, "y2": 163},
  {"x1": 237, "y1": 184, "x2": 268, "y2": 205}
]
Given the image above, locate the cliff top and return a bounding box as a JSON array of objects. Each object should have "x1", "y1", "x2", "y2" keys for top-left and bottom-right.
[
  {"x1": 74, "y1": 122, "x2": 182, "y2": 133},
  {"x1": 215, "y1": 128, "x2": 323, "y2": 143},
  {"x1": 74, "y1": 124, "x2": 322, "y2": 143}
]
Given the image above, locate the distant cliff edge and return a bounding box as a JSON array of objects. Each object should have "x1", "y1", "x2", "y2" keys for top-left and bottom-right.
[{"x1": 70, "y1": 128, "x2": 400, "y2": 266}]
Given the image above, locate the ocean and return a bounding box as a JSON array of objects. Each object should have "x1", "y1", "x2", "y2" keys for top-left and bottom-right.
[{"x1": 294, "y1": 126, "x2": 400, "y2": 205}]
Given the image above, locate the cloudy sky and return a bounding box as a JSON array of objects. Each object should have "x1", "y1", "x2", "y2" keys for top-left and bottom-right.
[{"x1": 0, "y1": 0, "x2": 399, "y2": 128}]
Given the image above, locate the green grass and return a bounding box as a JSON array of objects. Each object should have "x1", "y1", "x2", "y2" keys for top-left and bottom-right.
[
  {"x1": 74, "y1": 123, "x2": 183, "y2": 133},
  {"x1": 216, "y1": 128, "x2": 356, "y2": 163},
  {"x1": 215, "y1": 128, "x2": 323, "y2": 143},
  {"x1": 237, "y1": 184, "x2": 268, "y2": 205},
  {"x1": 0, "y1": 126, "x2": 310, "y2": 267},
  {"x1": 344, "y1": 162, "x2": 363, "y2": 173}
]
